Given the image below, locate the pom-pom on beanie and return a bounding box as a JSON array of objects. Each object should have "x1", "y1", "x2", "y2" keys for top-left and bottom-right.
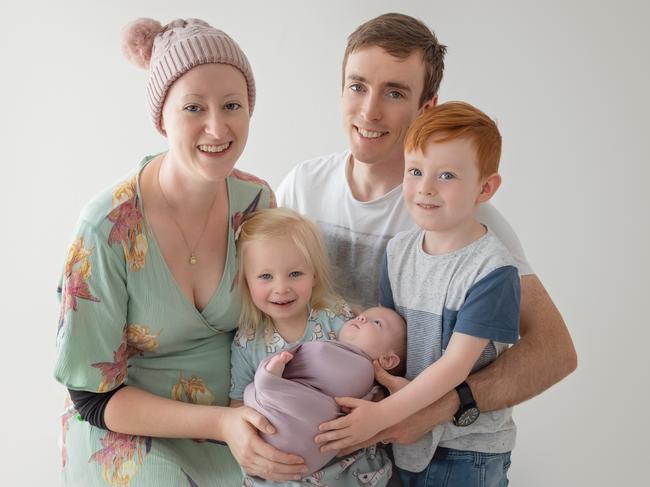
[{"x1": 122, "y1": 18, "x2": 256, "y2": 134}]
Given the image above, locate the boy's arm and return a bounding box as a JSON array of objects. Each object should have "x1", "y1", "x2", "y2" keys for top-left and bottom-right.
[
  {"x1": 317, "y1": 333, "x2": 488, "y2": 450},
  {"x1": 377, "y1": 333, "x2": 488, "y2": 427},
  {"x1": 339, "y1": 274, "x2": 577, "y2": 452}
]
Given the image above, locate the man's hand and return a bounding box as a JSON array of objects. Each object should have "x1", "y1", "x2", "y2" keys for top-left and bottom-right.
[
  {"x1": 315, "y1": 398, "x2": 385, "y2": 452},
  {"x1": 373, "y1": 360, "x2": 410, "y2": 395}
]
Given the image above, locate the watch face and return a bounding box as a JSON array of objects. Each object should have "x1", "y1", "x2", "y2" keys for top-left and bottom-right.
[{"x1": 456, "y1": 407, "x2": 480, "y2": 427}]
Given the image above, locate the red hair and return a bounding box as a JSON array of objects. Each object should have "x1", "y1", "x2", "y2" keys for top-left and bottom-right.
[{"x1": 405, "y1": 101, "x2": 502, "y2": 178}]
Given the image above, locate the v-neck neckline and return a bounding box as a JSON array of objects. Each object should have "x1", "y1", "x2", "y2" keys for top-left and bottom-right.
[{"x1": 136, "y1": 155, "x2": 234, "y2": 325}]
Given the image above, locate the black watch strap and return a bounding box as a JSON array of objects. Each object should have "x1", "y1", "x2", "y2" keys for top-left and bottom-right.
[{"x1": 455, "y1": 381, "x2": 476, "y2": 408}]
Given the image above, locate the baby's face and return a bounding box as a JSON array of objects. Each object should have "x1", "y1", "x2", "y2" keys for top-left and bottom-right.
[{"x1": 339, "y1": 307, "x2": 405, "y2": 360}]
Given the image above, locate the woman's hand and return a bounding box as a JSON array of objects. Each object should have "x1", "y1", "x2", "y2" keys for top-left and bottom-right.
[{"x1": 217, "y1": 406, "x2": 308, "y2": 481}]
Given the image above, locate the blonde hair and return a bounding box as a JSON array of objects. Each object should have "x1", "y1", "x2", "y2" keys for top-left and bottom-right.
[{"x1": 236, "y1": 208, "x2": 339, "y2": 338}]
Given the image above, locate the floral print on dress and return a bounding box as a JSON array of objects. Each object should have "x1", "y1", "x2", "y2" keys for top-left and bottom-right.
[
  {"x1": 108, "y1": 176, "x2": 148, "y2": 271},
  {"x1": 61, "y1": 396, "x2": 77, "y2": 467},
  {"x1": 231, "y1": 188, "x2": 263, "y2": 237},
  {"x1": 92, "y1": 325, "x2": 160, "y2": 392},
  {"x1": 89, "y1": 431, "x2": 152, "y2": 487},
  {"x1": 58, "y1": 237, "x2": 101, "y2": 334},
  {"x1": 230, "y1": 188, "x2": 265, "y2": 291},
  {"x1": 181, "y1": 468, "x2": 199, "y2": 487},
  {"x1": 172, "y1": 372, "x2": 215, "y2": 405},
  {"x1": 230, "y1": 168, "x2": 277, "y2": 208},
  {"x1": 126, "y1": 325, "x2": 160, "y2": 353}
]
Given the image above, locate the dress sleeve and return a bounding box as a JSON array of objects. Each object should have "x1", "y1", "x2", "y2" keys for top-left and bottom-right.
[
  {"x1": 68, "y1": 384, "x2": 126, "y2": 429},
  {"x1": 455, "y1": 266, "x2": 521, "y2": 344},
  {"x1": 230, "y1": 168, "x2": 277, "y2": 208},
  {"x1": 54, "y1": 219, "x2": 130, "y2": 393},
  {"x1": 229, "y1": 330, "x2": 258, "y2": 401}
]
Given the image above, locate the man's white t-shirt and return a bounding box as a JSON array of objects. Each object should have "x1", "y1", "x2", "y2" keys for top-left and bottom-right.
[{"x1": 276, "y1": 150, "x2": 533, "y2": 309}]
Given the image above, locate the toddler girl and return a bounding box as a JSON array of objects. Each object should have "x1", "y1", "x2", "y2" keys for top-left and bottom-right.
[{"x1": 229, "y1": 208, "x2": 392, "y2": 487}]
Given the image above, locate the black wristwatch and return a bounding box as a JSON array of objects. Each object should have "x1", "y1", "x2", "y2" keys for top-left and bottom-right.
[{"x1": 453, "y1": 381, "x2": 480, "y2": 427}]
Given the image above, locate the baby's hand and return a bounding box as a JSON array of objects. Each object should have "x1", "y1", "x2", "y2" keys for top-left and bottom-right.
[{"x1": 265, "y1": 351, "x2": 294, "y2": 377}]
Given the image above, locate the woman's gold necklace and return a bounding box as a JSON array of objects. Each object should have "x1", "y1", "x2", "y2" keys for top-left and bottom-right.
[{"x1": 156, "y1": 159, "x2": 219, "y2": 265}]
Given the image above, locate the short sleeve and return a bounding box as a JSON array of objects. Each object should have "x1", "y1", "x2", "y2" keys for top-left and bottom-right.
[
  {"x1": 230, "y1": 168, "x2": 277, "y2": 208},
  {"x1": 379, "y1": 252, "x2": 395, "y2": 309},
  {"x1": 54, "y1": 220, "x2": 129, "y2": 393},
  {"x1": 478, "y1": 203, "x2": 533, "y2": 276},
  {"x1": 455, "y1": 266, "x2": 521, "y2": 344},
  {"x1": 229, "y1": 331, "x2": 258, "y2": 401},
  {"x1": 275, "y1": 166, "x2": 297, "y2": 209}
]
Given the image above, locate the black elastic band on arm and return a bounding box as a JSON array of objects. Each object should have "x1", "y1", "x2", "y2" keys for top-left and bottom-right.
[{"x1": 68, "y1": 384, "x2": 127, "y2": 430}]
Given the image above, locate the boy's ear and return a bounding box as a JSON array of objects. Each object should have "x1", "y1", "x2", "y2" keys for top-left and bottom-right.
[
  {"x1": 378, "y1": 352, "x2": 401, "y2": 371},
  {"x1": 477, "y1": 173, "x2": 502, "y2": 203}
]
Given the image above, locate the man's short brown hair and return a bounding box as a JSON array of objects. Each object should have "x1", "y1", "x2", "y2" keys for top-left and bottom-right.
[{"x1": 342, "y1": 13, "x2": 447, "y2": 107}]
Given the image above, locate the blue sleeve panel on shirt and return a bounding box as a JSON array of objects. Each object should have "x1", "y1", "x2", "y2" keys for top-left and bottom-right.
[
  {"x1": 455, "y1": 265, "x2": 521, "y2": 344},
  {"x1": 379, "y1": 252, "x2": 395, "y2": 309}
]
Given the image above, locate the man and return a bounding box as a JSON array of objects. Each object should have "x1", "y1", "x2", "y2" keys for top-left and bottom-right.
[{"x1": 276, "y1": 12, "x2": 576, "y2": 485}]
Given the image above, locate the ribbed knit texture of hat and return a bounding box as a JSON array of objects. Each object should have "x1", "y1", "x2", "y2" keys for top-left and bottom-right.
[{"x1": 147, "y1": 19, "x2": 255, "y2": 134}]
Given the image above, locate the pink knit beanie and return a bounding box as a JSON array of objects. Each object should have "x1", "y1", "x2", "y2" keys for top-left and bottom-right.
[{"x1": 122, "y1": 18, "x2": 256, "y2": 134}]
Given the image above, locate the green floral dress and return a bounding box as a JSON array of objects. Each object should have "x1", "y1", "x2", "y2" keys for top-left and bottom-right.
[{"x1": 54, "y1": 155, "x2": 274, "y2": 487}]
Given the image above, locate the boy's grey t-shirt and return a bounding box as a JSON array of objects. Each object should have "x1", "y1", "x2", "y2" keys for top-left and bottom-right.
[
  {"x1": 276, "y1": 150, "x2": 533, "y2": 310},
  {"x1": 380, "y1": 228, "x2": 521, "y2": 473}
]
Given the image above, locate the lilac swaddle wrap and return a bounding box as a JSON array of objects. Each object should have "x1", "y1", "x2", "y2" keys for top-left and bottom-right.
[{"x1": 243, "y1": 340, "x2": 375, "y2": 474}]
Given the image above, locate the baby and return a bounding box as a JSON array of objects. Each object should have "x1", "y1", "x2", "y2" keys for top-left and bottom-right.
[{"x1": 243, "y1": 306, "x2": 406, "y2": 475}]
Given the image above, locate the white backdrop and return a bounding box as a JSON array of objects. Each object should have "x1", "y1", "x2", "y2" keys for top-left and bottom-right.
[{"x1": 2, "y1": 1, "x2": 649, "y2": 485}]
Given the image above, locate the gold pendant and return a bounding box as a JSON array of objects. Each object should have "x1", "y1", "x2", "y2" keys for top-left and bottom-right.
[{"x1": 189, "y1": 254, "x2": 198, "y2": 265}]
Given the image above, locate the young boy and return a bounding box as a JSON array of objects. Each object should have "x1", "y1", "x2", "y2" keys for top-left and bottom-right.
[
  {"x1": 317, "y1": 101, "x2": 521, "y2": 485},
  {"x1": 242, "y1": 307, "x2": 406, "y2": 478}
]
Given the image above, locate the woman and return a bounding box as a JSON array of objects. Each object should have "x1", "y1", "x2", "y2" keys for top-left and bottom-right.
[{"x1": 55, "y1": 18, "x2": 307, "y2": 486}]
